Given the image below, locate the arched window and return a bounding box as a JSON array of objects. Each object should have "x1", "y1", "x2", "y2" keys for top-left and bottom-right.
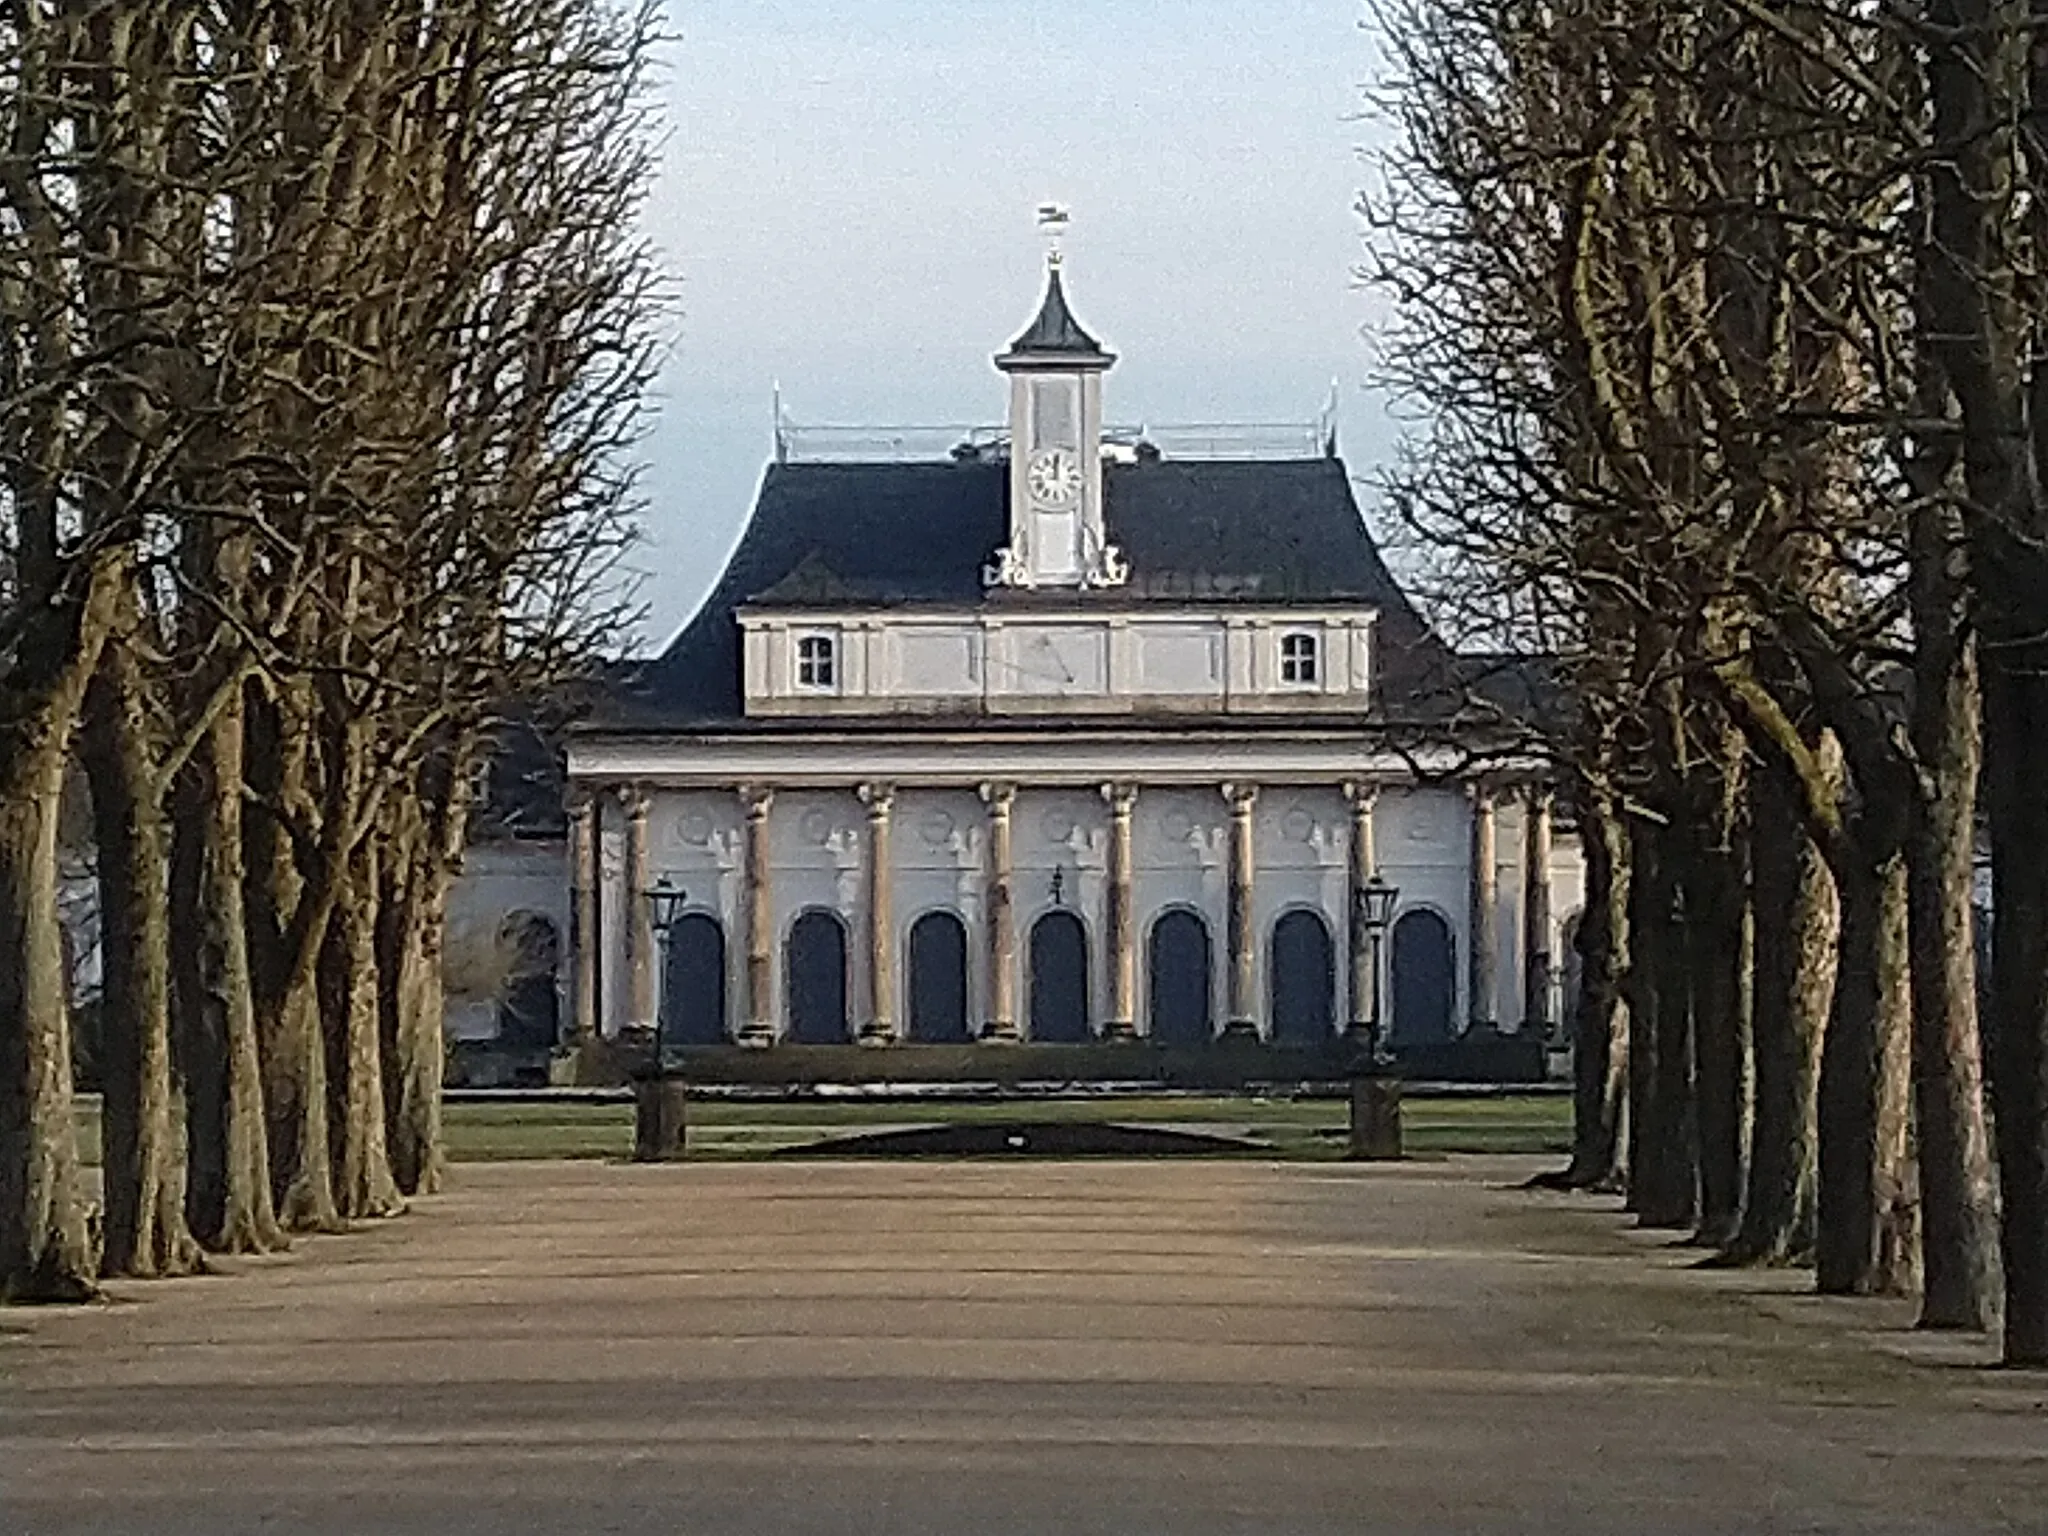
[
  {"x1": 795, "y1": 633, "x2": 837, "y2": 689},
  {"x1": 496, "y1": 912, "x2": 561, "y2": 1049},
  {"x1": 1028, "y1": 911, "x2": 1090, "y2": 1043},
  {"x1": 907, "y1": 911, "x2": 971, "y2": 1043},
  {"x1": 785, "y1": 909, "x2": 850, "y2": 1043},
  {"x1": 1279, "y1": 631, "x2": 1320, "y2": 686},
  {"x1": 1269, "y1": 909, "x2": 1335, "y2": 1045},
  {"x1": 1392, "y1": 909, "x2": 1457, "y2": 1046},
  {"x1": 661, "y1": 912, "x2": 727, "y2": 1046},
  {"x1": 1147, "y1": 909, "x2": 1212, "y2": 1045}
]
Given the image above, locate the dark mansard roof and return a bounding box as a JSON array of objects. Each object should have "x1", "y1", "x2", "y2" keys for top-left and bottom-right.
[{"x1": 602, "y1": 455, "x2": 1500, "y2": 734}]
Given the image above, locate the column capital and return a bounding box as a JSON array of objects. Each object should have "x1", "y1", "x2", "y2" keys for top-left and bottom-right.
[
  {"x1": 857, "y1": 780, "x2": 896, "y2": 815},
  {"x1": 566, "y1": 783, "x2": 597, "y2": 821},
  {"x1": 1523, "y1": 782, "x2": 1556, "y2": 812},
  {"x1": 1220, "y1": 781, "x2": 1259, "y2": 811},
  {"x1": 738, "y1": 783, "x2": 775, "y2": 819},
  {"x1": 978, "y1": 780, "x2": 1016, "y2": 811},
  {"x1": 1100, "y1": 781, "x2": 1139, "y2": 815},
  {"x1": 619, "y1": 782, "x2": 653, "y2": 819},
  {"x1": 1342, "y1": 780, "x2": 1380, "y2": 813},
  {"x1": 1464, "y1": 779, "x2": 1498, "y2": 809}
]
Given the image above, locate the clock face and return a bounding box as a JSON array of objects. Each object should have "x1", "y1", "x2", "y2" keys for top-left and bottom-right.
[{"x1": 1026, "y1": 447, "x2": 1083, "y2": 505}]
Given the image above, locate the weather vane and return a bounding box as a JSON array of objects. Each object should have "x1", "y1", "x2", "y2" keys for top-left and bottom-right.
[{"x1": 1036, "y1": 201, "x2": 1070, "y2": 267}]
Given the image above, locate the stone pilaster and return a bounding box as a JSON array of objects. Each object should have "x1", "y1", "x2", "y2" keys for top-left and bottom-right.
[
  {"x1": 858, "y1": 782, "x2": 897, "y2": 1043},
  {"x1": 1222, "y1": 782, "x2": 1259, "y2": 1036},
  {"x1": 568, "y1": 787, "x2": 599, "y2": 1046},
  {"x1": 979, "y1": 781, "x2": 1019, "y2": 1040},
  {"x1": 1467, "y1": 783, "x2": 1499, "y2": 1031},
  {"x1": 1522, "y1": 786, "x2": 1555, "y2": 1038},
  {"x1": 621, "y1": 784, "x2": 656, "y2": 1035},
  {"x1": 1102, "y1": 782, "x2": 1138, "y2": 1039},
  {"x1": 739, "y1": 785, "x2": 775, "y2": 1045},
  {"x1": 1343, "y1": 781, "x2": 1380, "y2": 1039}
]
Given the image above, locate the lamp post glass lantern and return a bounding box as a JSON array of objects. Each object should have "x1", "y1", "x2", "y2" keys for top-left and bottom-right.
[
  {"x1": 1362, "y1": 875, "x2": 1399, "y2": 1060},
  {"x1": 1361, "y1": 875, "x2": 1399, "y2": 933},
  {"x1": 645, "y1": 877, "x2": 688, "y2": 1060}
]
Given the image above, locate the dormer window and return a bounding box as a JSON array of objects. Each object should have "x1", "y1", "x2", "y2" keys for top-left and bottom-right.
[
  {"x1": 1279, "y1": 631, "x2": 1320, "y2": 687},
  {"x1": 795, "y1": 633, "x2": 838, "y2": 690}
]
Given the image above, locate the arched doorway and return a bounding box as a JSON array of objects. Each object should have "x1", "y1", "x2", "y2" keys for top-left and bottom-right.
[
  {"x1": 1558, "y1": 912, "x2": 1584, "y2": 1036},
  {"x1": 1028, "y1": 911, "x2": 1090, "y2": 1043},
  {"x1": 496, "y1": 912, "x2": 561, "y2": 1048},
  {"x1": 907, "y1": 911, "x2": 970, "y2": 1043},
  {"x1": 1269, "y1": 909, "x2": 1335, "y2": 1045},
  {"x1": 1392, "y1": 909, "x2": 1456, "y2": 1046},
  {"x1": 785, "y1": 909, "x2": 850, "y2": 1044},
  {"x1": 1147, "y1": 909, "x2": 1212, "y2": 1044},
  {"x1": 662, "y1": 912, "x2": 727, "y2": 1046}
]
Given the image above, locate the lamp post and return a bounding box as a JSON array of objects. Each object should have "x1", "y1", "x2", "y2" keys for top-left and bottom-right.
[
  {"x1": 644, "y1": 876, "x2": 688, "y2": 1066},
  {"x1": 634, "y1": 876, "x2": 691, "y2": 1162},
  {"x1": 1361, "y1": 874, "x2": 1400, "y2": 1063}
]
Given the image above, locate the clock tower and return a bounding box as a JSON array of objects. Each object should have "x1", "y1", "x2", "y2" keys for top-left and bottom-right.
[{"x1": 987, "y1": 249, "x2": 1127, "y2": 589}]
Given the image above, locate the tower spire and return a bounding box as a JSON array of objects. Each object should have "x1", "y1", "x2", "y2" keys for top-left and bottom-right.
[{"x1": 1000, "y1": 205, "x2": 1111, "y2": 367}]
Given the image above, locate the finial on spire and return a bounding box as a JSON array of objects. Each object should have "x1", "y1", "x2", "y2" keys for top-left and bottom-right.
[{"x1": 1036, "y1": 201, "x2": 1070, "y2": 268}]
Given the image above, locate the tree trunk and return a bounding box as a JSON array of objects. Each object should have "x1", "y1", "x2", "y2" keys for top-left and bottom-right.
[
  {"x1": 245, "y1": 685, "x2": 342, "y2": 1235},
  {"x1": 0, "y1": 561, "x2": 121, "y2": 1302},
  {"x1": 1906, "y1": 526, "x2": 2000, "y2": 1330},
  {"x1": 1552, "y1": 795, "x2": 1629, "y2": 1190},
  {"x1": 1624, "y1": 822, "x2": 1660, "y2": 1213},
  {"x1": 326, "y1": 842, "x2": 403, "y2": 1221},
  {"x1": 171, "y1": 690, "x2": 284, "y2": 1255},
  {"x1": 0, "y1": 759, "x2": 97, "y2": 1301},
  {"x1": 82, "y1": 629, "x2": 202, "y2": 1279},
  {"x1": 1721, "y1": 761, "x2": 1834, "y2": 1266},
  {"x1": 1690, "y1": 837, "x2": 1751, "y2": 1247},
  {"x1": 1983, "y1": 651, "x2": 2048, "y2": 1364},
  {"x1": 1817, "y1": 851, "x2": 1916, "y2": 1296},
  {"x1": 1630, "y1": 820, "x2": 1698, "y2": 1228},
  {"x1": 380, "y1": 821, "x2": 448, "y2": 1199}
]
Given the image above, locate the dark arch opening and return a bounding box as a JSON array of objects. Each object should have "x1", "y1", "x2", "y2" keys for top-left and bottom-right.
[
  {"x1": 1392, "y1": 909, "x2": 1457, "y2": 1047},
  {"x1": 496, "y1": 912, "x2": 561, "y2": 1049},
  {"x1": 1558, "y1": 912, "x2": 1584, "y2": 1037},
  {"x1": 1269, "y1": 909, "x2": 1335, "y2": 1046},
  {"x1": 785, "y1": 909, "x2": 850, "y2": 1044},
  {"x1": 1028, "y1": 910, "x2": 1090, "y2": 1043},
  {"x1": 1147, "y1": 909, "x2": 1212, "y2": 1045},
  {"x1": 907, "y1": 911, "x2": 971, "y2": 1043},
  {"x1": 662, "y1": 912, "x2": 727, "y2": 1046}
]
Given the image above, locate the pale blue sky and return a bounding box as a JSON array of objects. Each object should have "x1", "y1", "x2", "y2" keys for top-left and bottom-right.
[{"x1": 638, "y1": 1, "x2": 1392, "y2": 645}]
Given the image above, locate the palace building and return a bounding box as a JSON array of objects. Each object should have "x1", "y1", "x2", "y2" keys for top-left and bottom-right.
[{"x1": 555, "y1": 253, "x2": 1584, "y2": 1069}]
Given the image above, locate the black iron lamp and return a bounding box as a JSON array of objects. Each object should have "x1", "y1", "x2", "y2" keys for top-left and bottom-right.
[
  {"x1": 1360, "y1": 874, "x2": 1399, "y2": 934},
  {"x1": 645, "y1": 875, "x2": 688, "y2": 938},
  {"x1": 644, "y1": 877, "x2": 687, "y2": 1065},
  {"x1": 1361, "y1": 874, "x2": 1400, "y2": 1063}
]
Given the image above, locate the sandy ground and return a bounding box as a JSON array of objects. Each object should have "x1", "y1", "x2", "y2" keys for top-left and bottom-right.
[{"x1": 3, "y1": 1156, "x2": 2045, "y2": 1535}]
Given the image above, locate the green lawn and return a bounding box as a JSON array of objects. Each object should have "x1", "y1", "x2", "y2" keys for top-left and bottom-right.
[{"x1": 72, "y1": 1092, "x2": 1570, "y2": 1165}]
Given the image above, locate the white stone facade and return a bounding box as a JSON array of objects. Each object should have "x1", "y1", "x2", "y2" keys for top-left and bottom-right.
[
  {"x1": 566, "y1": 770, "x2": 1585, "y2": 1045},
  {"x1": 742, "y1": 607, "x2": 1378, "y2": 717}
]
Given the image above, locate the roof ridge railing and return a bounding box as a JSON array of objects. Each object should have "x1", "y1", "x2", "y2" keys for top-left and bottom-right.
[{"x1": 774, "y1": 414, "x2": 1337, "y2": 466}]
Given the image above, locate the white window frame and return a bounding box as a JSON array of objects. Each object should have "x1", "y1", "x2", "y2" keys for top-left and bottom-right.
[
  {"x1": 1278, "y1": 630, "x2": 1321, "y2": 688},
  {"x1": 794, "y1": 632, "x2": 839, "y2": 691}
]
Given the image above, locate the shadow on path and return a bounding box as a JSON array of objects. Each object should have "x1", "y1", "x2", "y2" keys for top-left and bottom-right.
[{"x1": 777, "y1": 1120, "x2": 1267, "y2": 1157}]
